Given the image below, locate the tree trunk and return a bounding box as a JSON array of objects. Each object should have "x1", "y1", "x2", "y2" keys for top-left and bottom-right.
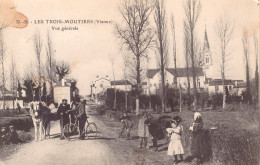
[
  {"x1": 190, "y1": 32, "x2": 197, "y2": 110},
  {"x1": 136, "y1": 54, "x2": 141, "y2": 115}
]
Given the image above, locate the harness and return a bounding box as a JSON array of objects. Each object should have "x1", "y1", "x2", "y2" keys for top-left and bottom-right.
[{"x1": 30, "y1": 102, "x2": 42, "y2": 122}]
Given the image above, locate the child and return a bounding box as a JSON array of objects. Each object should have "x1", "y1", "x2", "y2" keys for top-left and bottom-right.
[
  {"x1": 189, "y1": 112, "x2": 207, "y2": 164},
  {"x1": 0, "y1": 127, "x2": 8, "y2": 145},
  {"x1": 138, "y1": 112, "x2": 150, "y2": 149},
  {"x1": 119, "y1": 113, "x2": 133, "y2": 139},
  {"x1": 7, "y1": 125, "x2": 20, "y2": 144},
  {"x1": 166, "y1": 119, "x2": 184, "y2": 163}
]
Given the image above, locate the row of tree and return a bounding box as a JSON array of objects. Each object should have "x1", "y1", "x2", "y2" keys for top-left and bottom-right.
[
  {"x1": 114, "y1": 0, "x2": 259, "y2": 114},
  {"x1": 0, "y1": 29, "x2": 75, "y2": 110}
]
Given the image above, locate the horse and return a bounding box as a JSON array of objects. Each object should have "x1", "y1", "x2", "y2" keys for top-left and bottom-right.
[{"x1": 29, "y1": 101, "x2": 43, "y2": 142}]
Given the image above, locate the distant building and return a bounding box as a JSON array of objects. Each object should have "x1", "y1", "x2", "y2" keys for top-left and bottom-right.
[
  {"x1": 53, "y1": 79, "x2": 71, "y2": 105},
  {"x1": 208, "y1": 79, "x2": 234, "y2": 93},
  {"x1": 200, "y1": 25, "x2": 213, "y2": 74},
  {"x1": 110, "y1": 80, "x2": 132, "y2": 91},
  {"x1": 232, "y1": 80, "x2": 246, "y2": 96},
  {"x1": 0, "y1": 86, "x2": 23, "y2": 110},
  {"x1": 145, "y1": 67, "x2": 205, "y2": 95}
]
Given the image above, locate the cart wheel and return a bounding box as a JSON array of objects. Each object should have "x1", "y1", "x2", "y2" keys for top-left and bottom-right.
[
  {"x1": 63, "y1": 124, "x2": 79, "y2": 140},
  {"x1": 85, "y1": 123, "x2": 97, "y2": 139}
]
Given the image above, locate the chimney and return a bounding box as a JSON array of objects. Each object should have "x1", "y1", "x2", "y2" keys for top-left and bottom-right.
[{"x1": 62, "y1": 79, "x2": 65, "y2": 86}]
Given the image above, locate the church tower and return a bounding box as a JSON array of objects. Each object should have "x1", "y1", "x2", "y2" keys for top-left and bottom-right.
[{"x1": 200, "y1": 25, "x2": 213, "y2": 76}]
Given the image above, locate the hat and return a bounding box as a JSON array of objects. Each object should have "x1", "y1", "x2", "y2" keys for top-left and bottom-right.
[
  {"x1": 173, "y1": 116, "x2": 182, "y2": 123},
  {"x1": 170, "y1": 119, "x2": 177, "y2": 124},
  {"x1": 62, "y1": 99, "x2": 68, "y2": 102},
  {"x1": 194, "y1": 112, "x2": 201, "y2": 120},
  {"x1": 9, "y1": 125, "x2": 14, "y2": 129}
]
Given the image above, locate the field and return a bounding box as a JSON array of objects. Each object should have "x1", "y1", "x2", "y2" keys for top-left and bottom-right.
[{"x1": 98, "y1": 104, "x2": 260, "y2": 165}]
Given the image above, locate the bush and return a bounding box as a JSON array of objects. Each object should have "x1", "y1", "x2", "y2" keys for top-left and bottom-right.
[
  {"x1": 0, "y1": 116, "x2": 33, "y2": 132},
  {"x1": 210, "y1": 130, "x2": 259, "y2": 165}
]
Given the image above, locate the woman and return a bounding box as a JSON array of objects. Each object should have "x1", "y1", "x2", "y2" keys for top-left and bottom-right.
[{"x1": 189, "y1": 112, "x2": 208, "y2": 164}]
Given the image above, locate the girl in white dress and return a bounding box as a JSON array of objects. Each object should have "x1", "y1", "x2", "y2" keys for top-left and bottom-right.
[{"x1": 166, "y1": 119, "x2": 184, "y2": 163}]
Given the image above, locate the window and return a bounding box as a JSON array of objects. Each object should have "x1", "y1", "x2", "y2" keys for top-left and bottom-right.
[
  {"x1": 229, "y1": 86, "x2": 232, "y2": 90},
  {"x1": 206, "y1": 57, "x2": 209, "y2": 63},
  {"x1": 215, "y1": 85, "x2": 219, "y2": 91},
  {"x1": 197, "y1": 79, "x2": 200, "y2": 88}
]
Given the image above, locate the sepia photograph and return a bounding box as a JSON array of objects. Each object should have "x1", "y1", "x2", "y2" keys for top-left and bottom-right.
[{"x1": 0, "y1": 0, "x2": 259, "y2": 164}]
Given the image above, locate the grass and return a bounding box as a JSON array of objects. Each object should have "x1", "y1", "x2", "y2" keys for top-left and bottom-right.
[{"x1": 98, "y1": 103, "x2": 260, "y2": 165}]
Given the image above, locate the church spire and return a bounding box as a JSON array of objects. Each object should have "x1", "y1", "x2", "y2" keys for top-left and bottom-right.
[{"x1": 203, "y1": 24, "x2": 210, "y2": 51}]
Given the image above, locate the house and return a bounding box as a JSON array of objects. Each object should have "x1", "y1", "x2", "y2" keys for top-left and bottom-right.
[
  {"x1": 110, "y1": 80, "x2": 132, "y2": 91},
  {"x1": 208, "y1": 79, "x2": 234, "y2": 93},
  {"x1": 145, "y1": 67, "x2": 206, "y2": 95},
  {"x1": 0, "y1": 86, "x2": 24, "y2": 110},
  {"x1": 53, "y1": 79, "x2": 71, "y2": 104},
  {"x1": 232, "y1": 81, "x2": 246, "y2": 96},
  {"x1": 143, "y1": 26, "x2": 213, "y2": 95}
]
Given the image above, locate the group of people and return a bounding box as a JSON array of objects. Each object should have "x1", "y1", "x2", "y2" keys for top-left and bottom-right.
[
  {"x1": 166, "y1": 112, "x2": 208, "y2": 164},
  {"x1": 57, "y1": 98, "x2": 88, "y2": 140},
  {"x1": 119, "y1": 111, "x2": 208, "y2": 164},
  {"x1": 0, "y1": 125, "x2": 20, "y2": 145},
  {"x1": 29, "y1": 98, "x2": 88, "y2": 141}
]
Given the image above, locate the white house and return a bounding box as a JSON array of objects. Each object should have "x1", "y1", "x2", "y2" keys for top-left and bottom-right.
[
  {"x1": 145, "y1": 67, "x2": 206, "y2": 95},
  {"x1": 232, "y1": 81, "x2": 246, "y2": 96},
  {"x1": 208, "y1": 79, "x2": 234, "y2": 93},
  {"x1": 53, "y1": 79, "x2": 71, "y2": 105},
  {"x1": 110, "y1": 80, "x2": 132, "y2": 91}
]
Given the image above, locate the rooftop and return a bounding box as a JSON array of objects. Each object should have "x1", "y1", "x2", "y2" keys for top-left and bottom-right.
[{"x1": 111, "y1": 80, "x2": 132, "y2": 86}]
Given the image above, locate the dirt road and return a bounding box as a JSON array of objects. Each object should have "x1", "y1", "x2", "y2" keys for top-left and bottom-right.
[{"x1": 0, "y1": 106, "x2": 121, "y2": 165}]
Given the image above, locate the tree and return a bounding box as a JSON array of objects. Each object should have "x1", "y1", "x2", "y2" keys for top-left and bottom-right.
[
  {"x1": 115, "y1": 0, "x2": 154, "y2": 114},
  {"x1": 46, "y1": 31, "x2": 56, "y2": 101},
  {"x1": 171, "y1": 15, "x2": 177, "y2": 86},
  {"x1": 23, "y1": 63, "x2": 36, "y2": 102},
  {"x1": 183, "y1": 0, "x2": 201, "y2": 110},
  {"x1": 41, "y1": 82, "x2": 47, "y2": 102},
  {"x1": 154, "y1": 0, "x2": 168, "y2": 112},
  {"x1": 33, "y1": 32, "x2": 43, "y2": 101},
  {"x1": 123, "y1": 54, "x2": 129, "y2": 111},
  {"x1": 17, "y1": 81, "x2": 23, "y2": 98},
  {"x1": 56, "y1": 61, "x2": 70, "y2": 81},
  {"x1": 10, "y1": 54, "x2": 17, "y2": 109},
  {"x1": 242, "y1": 29, "x2": 251, "y2": 104},
  {"x1": 184, "y1": 26, "x2": 191, "y2": 110},
  {"x1": 215, "y1": 15, "x2": 234, "y2": 109},
  {"x1": 0, "y1": 30, "x2": 7, "y2": 110},
  {"x1": 254, "y1": 34, "x2": 258, "y2": 105}
]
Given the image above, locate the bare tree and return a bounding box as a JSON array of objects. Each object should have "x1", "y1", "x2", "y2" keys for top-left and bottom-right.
[
  {"x1": 183, "y1": 0, "x2": 201, "y2": 110},
  {"x1": 123, "y1": 54, "x2": 130, "y2": 111},
  {"x1": 10, "y1": 54, "x2": 17, "y2": 109},
  {"x1": 254, "y1": 34, "x2": 258, "y2": 105},
  {"x1": 46, "y1": 31, "x2": 56, "y2": 99},
  {"x1": 111, "y1": 56, "x2": 117, "y2": 110},
  {"x1": 0, "y1": 30, "x2": 7, "y2": 110},
  {"x1": 23, "y1": 62, "x2": 36, "y2": 101},
  {"x1": 215, "y1": 16, "x2": 234, "y2": 109},
  {"x1": 171, "y1": 15, "x2": 177, "y2": 86},
  {"x1": 33, "y1": 32, "x2": 43, "y2": 101},
  {"x1": 55, "y1": 61, "x2": 70, "y2": 81},
  {"x1": 115, "y1": 0, "x2": 154, "y2": 114},
  {"x1": 154, "y1": 0, "x2": 168, "y2": 112},
  {"x1": 184, "y1": 26, "x2": 191, "y2": 110},
  {"x1": 242, "y1": 29, "x2": 251, "y2": 104}
]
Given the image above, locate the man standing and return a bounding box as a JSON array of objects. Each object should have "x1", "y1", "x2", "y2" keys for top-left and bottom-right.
[
  {"x1": 77, "y1": 99, "x2": 87, "y2": 140},
  {"x1": 57, "y1": 99, "x2": 70, "y2": 139}
]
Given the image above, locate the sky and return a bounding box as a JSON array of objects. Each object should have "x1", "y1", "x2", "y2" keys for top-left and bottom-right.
[{"x1": 2, "y1": 0, "x2": 260, "y2": 95}]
